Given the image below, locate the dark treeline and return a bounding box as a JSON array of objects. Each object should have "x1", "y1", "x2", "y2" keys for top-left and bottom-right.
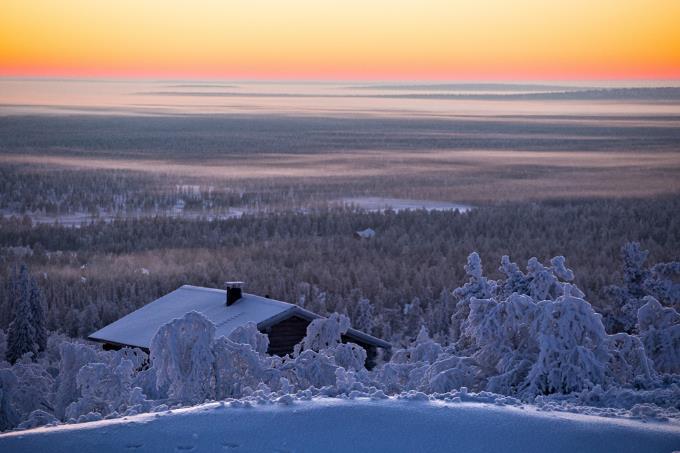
[
  {"x1": 1, "y1": 197, "x2": 678, "y2": 345},
  {"x1": 3, "y1": 114, "x2": 680, "y2": 159}
]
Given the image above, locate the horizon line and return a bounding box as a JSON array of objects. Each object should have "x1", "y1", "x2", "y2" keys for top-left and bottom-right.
[{"x1": 3, "y1": 75, "x2": 680, "y2": 85}]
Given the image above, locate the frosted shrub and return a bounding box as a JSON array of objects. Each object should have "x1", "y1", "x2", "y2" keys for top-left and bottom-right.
[
  {"x1": 525, "y1": 258, "x2": 561, "y2": 300},
  {"x1": 377, "y1": 327, "x2": 466, "y2": 393},
  {"x1": 644, "y1": 262, "x2": 680, "y2": 309},
  {"x1": 54, "y1": 342, "x2": 101, "y2": 419},
  {"x1": 65, "y1": 358, "x2": 139, "y2": 419},
  {"x1": 550, "y1": 256, "x2": 575, "y2": 282},
  {"x1": 452, "y1": 253, "x2": 578, "y2": 355},
  {"x1": 301, "y1": 313, "x2": 351, "y2": 352},
  {"x1": 451, "y1": 253, "x2": 497, "y2": 348},
  {"x1": 332, "y1": 343, "x2": 367, "y2": 372},
  {"x1": 422, "y1": 355, "x2": 479, "y2": 393},
  {"x1": 374, "y1": 362, "x2": 417, "y2": 394},
  {"x1": 286, "y1": 313, "x2": 370, "y2": 390},
  {"x1": 466, "y1": 294, "x2": 539, "y2": 395},
  {"x1": 227, "y1": 322, "x2": 269, "y2": 354},
  {"x1": 603, "y1": 242, "x2": 680, "y2": 333},
  {"x1": 134, "y1": 367, "x2": 164, "y2": 401},
  {"x1": 443, "y1": 251, "x2": 662, "y2": 399},
  {"x1": 403, "y1": 297, "x2": 425, "y2": 339},
  {"x1": 17, "y1": 410, "x2": 57, "y2": 430},
  {"x1": 637, "y1": 296, "x2": 680, "y2": 374},
  {"x1": 10, "y1": 361, "x2": 54, "y2": 422},
  {"x1": 622, "y1": 242, "x2": 650, "y2": 298},
  {"x1": 353, "y1": 297, "x2": 375, "y2": 335},
  {"x1": 289, "y1": 349, "x2": 338, "y2": 389},
  {"x1": 525, "y1": 296, "x2": 611, "y2": 396},
  {"x1": 150, "y1": 311, "x2": 215, "y2": 404},
  {"x1": 213, "y1": 337, "x2": 268, "y2": 399},
  {"x1": 497, "y1": 256, "x2": 529, "y2": 299},
  {"x1": 606, "y1": 333, "x2": 656, "y2": 386},
  {"x1": 335, "y1": 367, "x2": 362, "y2": 394},
  {"x1": 390, "y1": 327, "x2": 442, "y2": 365}
]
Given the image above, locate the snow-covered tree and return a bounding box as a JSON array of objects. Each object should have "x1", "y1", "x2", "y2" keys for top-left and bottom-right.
[
  {"x1": 450, "y1": 253, "x2": 496, "y2": 348},
  {"x1": 643, "y1": 262, "x2": 680, "y2": 309},
  {"x1": 332, "y1": 342, "x2": 366, "y2": 372},
  {"x1": 150, "y1": 311, "x2": 216, "y2": 404},
  {"x1": 64, "y1": 353, "x2": 151, "y2": 420},
  {"x1": 621, "y1": 242, "x2": 650, "y2": 299},
  {"x1": 497, "y1": 255, "x2": 529, "y2": 299},
  {"x1": 0, "y1": 369, "x2": 19, "y2": 431},
  {"x1": 525, "y1": 296, "x2": 611, "y2": 396},
  {"x1": 54, "y1": 342, "x2": 100, "y2": 419},
  {"x1": 637, "y1": 296, "x2": 680, "y2": 374},
  {"x1": 301, "y1": 313, "x2": 351, "y2": 352},
  {"x1": 353, "y1": 297, "x2": 374, "y2": 335},
  {"x1": 6, "y1": 266, "x2": 36, "y2": 364},
  {"x1": 288, "y1": 349, "x2": 338, "y2": 389},
  {"x1": 215, "y1": 339, "x2": 274, "y2": 399},
  {"x1": 377, "y1": 326, "x2": 451, "y2": 393},
  {"x1": 16, "y1": 410, "x2": 57, "y2": 430},
  {"x1": 28, "y1": 277, "x2": 47, "y2": 353},
  {"x1": 391, "y1": 326, "x2": 443, "y2": 365},
  {"x1": 603, "y1": 243, "x2": 680, "y2": 334},
  {"x1": 402, "y1": 297, "x2": 424, "y2": 341},
  {"x1": 5, "y1": 265, "x2": 46, "y2": 363},
  {"x1": 227, "y1": 322, "x2": 269, "y2": 354},
  {"x1": 10, "y1": 360, "x2": 54, "y2": 421},
  {"x1": 422, "y1": 355, "x2": 479, "y2": 394},
  {"x1": 466, "y1": 293, "x2": 539, "y2": 394}
]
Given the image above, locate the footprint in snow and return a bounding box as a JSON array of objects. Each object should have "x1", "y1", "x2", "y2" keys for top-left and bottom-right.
[
  {"x1": 221, "y1": 442, "x2": 240, "y2": 449},
  {"x1": 125, "y1": 444, "x2": 144, "y2": 449},
  {"x1": 176, "y1": 445, "x2": 195, "y2": 451}
]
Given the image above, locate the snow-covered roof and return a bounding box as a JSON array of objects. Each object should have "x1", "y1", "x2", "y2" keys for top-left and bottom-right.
[
  {"x1": 354, "y1": 228, "x2": 376, "y2": 239},
  {"x1": 88, "y1": 285, "x2": 390, "y2": 350}
]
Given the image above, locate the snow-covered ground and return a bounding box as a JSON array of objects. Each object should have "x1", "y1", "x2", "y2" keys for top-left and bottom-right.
[
  {"x1": 340, "y1": 197, "x2": 472, "y2": 213},
  {"x1": 1, "y1": 397, "x2": 679, "y2": 453}
]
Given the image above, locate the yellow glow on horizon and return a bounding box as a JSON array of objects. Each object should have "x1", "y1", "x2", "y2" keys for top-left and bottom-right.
[{"x1": 1, "y1": 0, "x2": 679, "y2": 80}]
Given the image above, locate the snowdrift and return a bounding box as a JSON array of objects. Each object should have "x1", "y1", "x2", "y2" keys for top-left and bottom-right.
[{"x1": 1, "y1": 397, "x2": 679, "y2": 453}]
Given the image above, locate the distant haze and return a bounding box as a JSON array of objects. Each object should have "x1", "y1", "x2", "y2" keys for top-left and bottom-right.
[{"x1": 1, "y1": 80, "x2": 679, "y2": 204}]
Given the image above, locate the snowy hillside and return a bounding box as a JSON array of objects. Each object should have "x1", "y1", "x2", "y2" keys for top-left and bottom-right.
[
  {"x1": 1, "y1": 397, "x2": 679, "y2": 453},
  {"x1": 2, "y1": 244, "x2": 679, "y2": 452}
]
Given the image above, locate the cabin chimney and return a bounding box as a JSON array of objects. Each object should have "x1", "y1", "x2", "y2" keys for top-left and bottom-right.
[{"x1": 225, "y1": 281, "x2": 244, "y2": 306}]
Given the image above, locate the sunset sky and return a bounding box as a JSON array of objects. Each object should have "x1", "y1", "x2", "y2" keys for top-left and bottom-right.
[{"x1": 1, "y1": 0, "x2": 679, "y2": 81}]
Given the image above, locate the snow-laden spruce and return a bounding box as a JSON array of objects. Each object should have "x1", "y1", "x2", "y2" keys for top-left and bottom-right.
[{"x1": 603, "y1": 242, "x2": 680, "y2": 333}]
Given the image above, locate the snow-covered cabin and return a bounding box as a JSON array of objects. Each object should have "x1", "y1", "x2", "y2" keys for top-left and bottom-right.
[
  {"x1": 88, "y1": 284, "x2": 391, "y2": 369},
  {"x1": 353, "y1": 228, "x2": 376, "y2": 240}
]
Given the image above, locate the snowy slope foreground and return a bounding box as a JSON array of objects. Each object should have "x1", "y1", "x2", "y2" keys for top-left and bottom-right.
[{"x1": 1, "y1": 398, "x2": 679, "y2": 453}]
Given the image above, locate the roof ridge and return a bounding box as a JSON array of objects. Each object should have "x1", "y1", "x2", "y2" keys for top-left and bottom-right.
[{"x1": 180, "y1": 284, "x2": 225, "y2": 293}]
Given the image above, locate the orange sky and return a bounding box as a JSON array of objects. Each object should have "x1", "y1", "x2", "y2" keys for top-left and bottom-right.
[{"x1": 1, "y1": 0, "x2": 680, "y2": 80}]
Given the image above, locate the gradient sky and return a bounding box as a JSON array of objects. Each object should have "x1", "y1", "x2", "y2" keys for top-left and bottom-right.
[{"x1": 1, "y1": 0, "x2": 679, "y2": 80}]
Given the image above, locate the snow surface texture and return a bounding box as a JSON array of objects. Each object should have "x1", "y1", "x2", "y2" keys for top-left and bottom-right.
[{"x1": 1, "y1": 396, "x2": 679, "y2": 453}]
